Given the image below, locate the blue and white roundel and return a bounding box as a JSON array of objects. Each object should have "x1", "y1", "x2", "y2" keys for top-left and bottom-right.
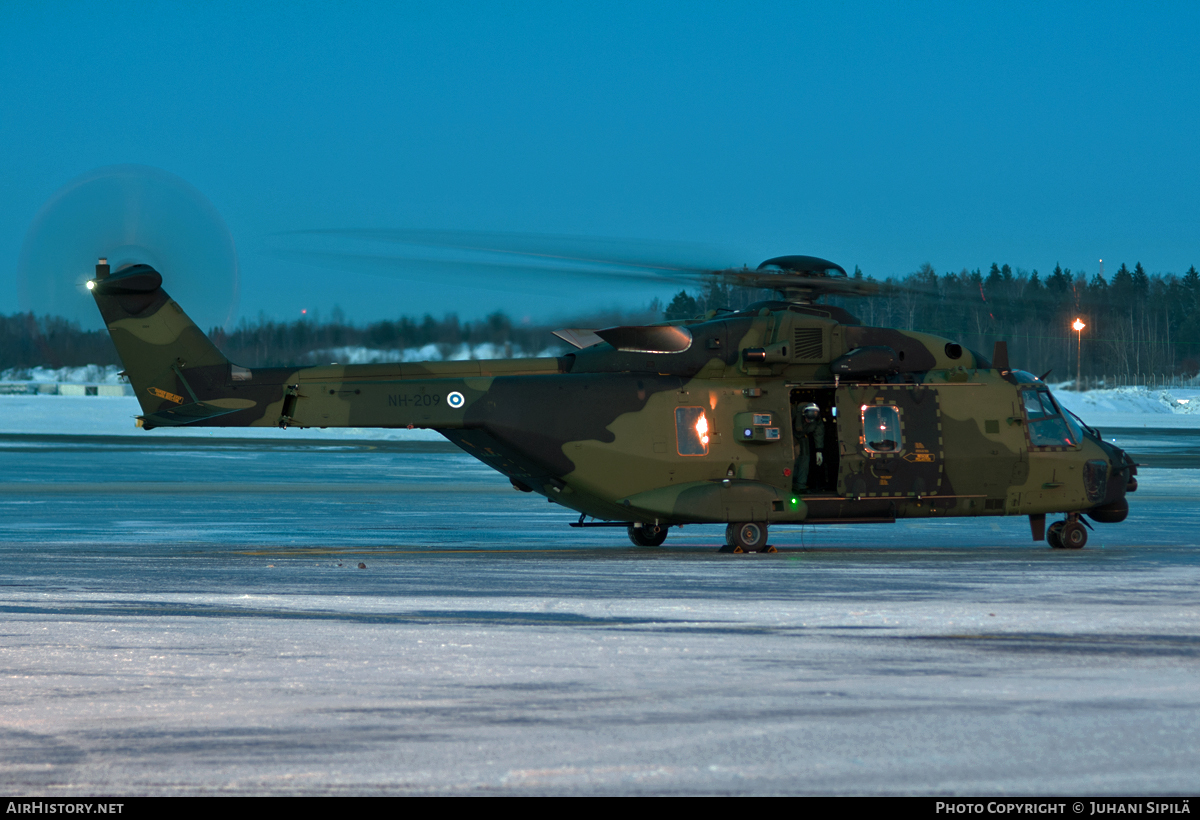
[{"x1": 447, "y1": 391, "x2": 465, "y2": 408}]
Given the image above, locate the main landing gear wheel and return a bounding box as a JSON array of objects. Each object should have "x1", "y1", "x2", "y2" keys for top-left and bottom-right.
[
  {"x1": 720, "y1": 522, "x2": 770, "y2": 553},
  {"x1": 628, "y1": 524, "x2": 668, "y2": 547},
  {"x1": 1046, "y1": 521, "x2": 1065, "y2": 549}
]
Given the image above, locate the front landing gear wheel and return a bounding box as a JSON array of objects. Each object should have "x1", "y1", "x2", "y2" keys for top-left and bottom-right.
[
  {"x1": 1059, "y1": 521, "x2": 1087, "y2": 549},
  {"x1": 628, "y1": 524, "x2": 668, "y2": 547},
  {"x1": 729, "y1": 522, "x2": 768, "y2": 552},
  {"x1": 1048, "y1": 519, "x2": 1087, "y2": 549}
]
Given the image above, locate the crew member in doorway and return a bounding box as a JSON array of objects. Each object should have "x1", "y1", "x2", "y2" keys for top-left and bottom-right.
[{"x1": 793, "y1": 402, "x2": 824, "y2": 493}]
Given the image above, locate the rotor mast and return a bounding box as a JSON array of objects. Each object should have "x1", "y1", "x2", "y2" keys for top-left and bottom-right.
[{"x1": 718, "y1": 255, "x2": 876, "y2": 305}]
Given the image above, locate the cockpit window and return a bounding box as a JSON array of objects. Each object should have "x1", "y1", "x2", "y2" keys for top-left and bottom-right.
[
  {"x1": 1022, "y1": 388, "x2": 1077, "y2": 448},
  {"x1": 1063, "y1": 409, "x2": 1087, "y2": 442},
  {"x1": 1064, "y1": 407, "x2": 1096, "y2": 440},
  {"x1": 1022, "y1": 389, "x2": 1054, "y2": 420},
  {"x1": 862, "y1": 405, "x2": 902, "y2": 454}
]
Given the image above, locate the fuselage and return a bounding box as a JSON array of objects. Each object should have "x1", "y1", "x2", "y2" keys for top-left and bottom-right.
[{"x1": 89, "y1": 264, "x2": 1133, "y2": 536}]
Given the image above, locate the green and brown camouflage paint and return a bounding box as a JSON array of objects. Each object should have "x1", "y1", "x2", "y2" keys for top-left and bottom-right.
[{"x1": 89, "y1": 262, "x2": 1133, "y2": 536}]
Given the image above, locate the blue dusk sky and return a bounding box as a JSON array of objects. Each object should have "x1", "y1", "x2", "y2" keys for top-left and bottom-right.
[{"x1": 3, "y1": 1, "x2": 1199, "y2": 330}]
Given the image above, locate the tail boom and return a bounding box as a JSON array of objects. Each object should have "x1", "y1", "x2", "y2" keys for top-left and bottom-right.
[{"x1": 89, "y1": 261, "x2": 561, "y2": 431}]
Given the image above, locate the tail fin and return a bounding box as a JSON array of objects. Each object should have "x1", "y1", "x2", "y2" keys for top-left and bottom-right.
[{"x1": 89, "y1": 259, "x2": 241, "y2": 427}]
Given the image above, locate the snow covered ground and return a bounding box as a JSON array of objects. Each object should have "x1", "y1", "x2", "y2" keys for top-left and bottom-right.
[
  {"x1": 2, "y1": 385, "x2": 1196, "y2": 795},
  {"x1": 315, "y1": 342, "x2": 559, "y2": 364},
  {"x1": 0, "y1": 343, "x2": 560, "y2": 384},
  {"x1": 1, "y1": 383, "x2": 1199, "y2": 439},
  {"x1": 0, "y1": 394, "x2": 444, "y2": 440},
  {"x1": 1052, "y1": 384, "x2": 1200, "y2": 429},
  {"x1": 2, "y1": 436, "x2": 1198, "y2": 795},
  {"x1": 0, "y1": 363, "x2": 128, "y2": 385}
]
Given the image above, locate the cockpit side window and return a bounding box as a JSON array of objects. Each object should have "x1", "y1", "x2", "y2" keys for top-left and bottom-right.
[
  {"x1": 675, "y1": 406, "x2": 710, "y2": 456},
  {"x1": 1021, "y1": 388, "x2": 1077, "y2": 448},
  {"x1": 862, "y1": 405, "x2": 902, "y2": 454}
]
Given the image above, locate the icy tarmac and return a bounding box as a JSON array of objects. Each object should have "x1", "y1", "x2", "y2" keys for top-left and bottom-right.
[{"x1": 1, "y1": 432, "x2": 1198, "y2": 795}]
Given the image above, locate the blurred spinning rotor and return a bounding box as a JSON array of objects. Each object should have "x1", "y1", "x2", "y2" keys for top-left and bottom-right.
[
  {"x1": 269, "y1": 229, "x2": 876, "y2": 305},
  {"x1": 19, "y1": 165, "x2": 239, "y2": 331}
]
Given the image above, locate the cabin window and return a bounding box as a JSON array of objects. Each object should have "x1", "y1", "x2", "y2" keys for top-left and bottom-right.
[
  {"x1": 675, "y1": 407, "x2": 710, "y2": 456},
  {"x1": 862, "y1": 405, "x2": 902, "y2": 454},
  {"x1": 1021, "y1": 389, "x2": 1077, "y2": 448}
]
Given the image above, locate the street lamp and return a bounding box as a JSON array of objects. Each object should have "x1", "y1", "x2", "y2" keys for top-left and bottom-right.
[{"x1": 1073, "y1": 318, "x2": 1086, "y2": 390}]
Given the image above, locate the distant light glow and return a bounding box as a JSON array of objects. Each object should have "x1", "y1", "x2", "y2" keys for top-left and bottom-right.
[
  {"x1": 1073, "y1": 318, "x2": 1085, "y2": 332},
  {"x1": 85, "y1": 281, "x2": 94, "y2": 290}
]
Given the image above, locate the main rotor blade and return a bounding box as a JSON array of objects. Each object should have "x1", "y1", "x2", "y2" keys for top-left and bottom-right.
[
  {"x1": 283, "y1": 228, "x2": 730, "y2": 275},
  {"x1": 266, "y1": 228, "x2": 883, "y2": 301},
  {"x1": 263, "y1": 229, "x2": 739, "y2": 293},
  {"x1": 265, "y1": 248, "x2": 709, "y2": 295}
]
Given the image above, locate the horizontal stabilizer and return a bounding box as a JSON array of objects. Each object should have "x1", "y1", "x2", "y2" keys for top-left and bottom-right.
[{"x1": 139, "y1": 401, "x2": 245, "y2": 430}]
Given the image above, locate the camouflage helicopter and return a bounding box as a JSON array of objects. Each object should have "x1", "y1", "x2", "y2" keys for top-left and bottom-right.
[{"x1": 86, "y1": 252, "x2": 1135, "y2": 552}]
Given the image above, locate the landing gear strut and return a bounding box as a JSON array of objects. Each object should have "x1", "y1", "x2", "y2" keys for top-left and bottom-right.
[
  {"x1": 628, "y1": 523, "x2": 668, "y2": 547},
  {"x1": 1048, "y1": 514, "x2": 1088, "y2": 549}
]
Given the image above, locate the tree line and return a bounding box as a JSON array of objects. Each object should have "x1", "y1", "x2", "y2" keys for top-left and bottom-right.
[
  {"x1": 665, "y1": 262, "x2": 1200, "y2": 380},
  {"x1": 0, "y1": 307, "x2": 655, "y2": 371},
  {"x1": 4, "y1": 261, "x2": 1199, "y2": 379},
  {"x1": 0, "y1": 313, "x2": 119, "y2": 371}
]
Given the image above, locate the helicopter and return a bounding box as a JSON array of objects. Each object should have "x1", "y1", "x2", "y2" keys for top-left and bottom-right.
[{"x1": 85, "y1": 250, "x2": 1135, "y2": 552}]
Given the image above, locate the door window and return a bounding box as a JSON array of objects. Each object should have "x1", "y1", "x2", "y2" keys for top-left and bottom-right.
[{"x1": 862, "y1": 405, "x2": 902, "y2": 454}]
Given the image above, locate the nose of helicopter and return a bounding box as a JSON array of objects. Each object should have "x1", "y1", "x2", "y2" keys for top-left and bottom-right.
[{"x1": 1088, "y1": 439, "x2": 1136, "y2": 523}]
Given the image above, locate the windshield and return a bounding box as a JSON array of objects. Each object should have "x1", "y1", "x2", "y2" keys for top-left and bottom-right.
[
  {"x1": 1021, "y1": 388, "x2": 1077, "y2": 448},
  {"x1": 1060, "y1": 404, "x2": 1098, "y2": 439}
]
